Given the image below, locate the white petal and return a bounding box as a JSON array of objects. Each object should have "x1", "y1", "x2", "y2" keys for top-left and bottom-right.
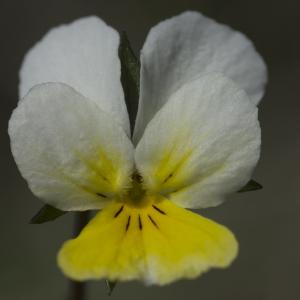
[
  {"x1": 20, "y1": 16, "x2": 130, "y2": 135},
  {"x1": 133, "y1": 11, "x2": 267, "y2": 142},
  {"x1": 9, "y1": 83, "x2": 134, "y2": 211},
  {"x1": 135, "y1": 73, "x2": 260, "y2": 209}
]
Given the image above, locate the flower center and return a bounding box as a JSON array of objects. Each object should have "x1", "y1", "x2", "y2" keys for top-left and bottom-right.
[
  {"x1": 112, "y1": 173, "x2": 168, "y2": 233},
  {"x1": 124, "y1": 172, "x2": 152, "y2": 208},
  {"x1": 110, "y1": 172, "x2": 168, "y2": 235}
]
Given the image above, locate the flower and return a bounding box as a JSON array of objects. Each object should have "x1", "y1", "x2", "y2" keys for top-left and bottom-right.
[{"x1": 8, "y1": 11, "x2": 267, "y2": 285}]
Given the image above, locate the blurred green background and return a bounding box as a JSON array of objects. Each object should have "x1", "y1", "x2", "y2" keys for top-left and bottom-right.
[{"x1": 1, "y1": 0, "x2": 299, "y2": 299}]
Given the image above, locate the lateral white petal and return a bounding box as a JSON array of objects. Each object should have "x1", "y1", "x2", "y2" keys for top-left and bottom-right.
[
  {"x1": 135, "y1": 73, "x2": 260, "y2": 209},
  {"x1": 20, "y1": 16, "x2": 130, "y2": 135},
  {"x1": 134, "y1": 11, "x2": 267, "y2": 142},
  {"x1": 9, "y1": 83, "x2": 134, "y2": 211}
]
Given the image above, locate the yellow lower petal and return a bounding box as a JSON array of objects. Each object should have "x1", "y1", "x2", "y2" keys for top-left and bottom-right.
[{"x1": 57, "y1": 197, "x2": 238, "y2": 285}]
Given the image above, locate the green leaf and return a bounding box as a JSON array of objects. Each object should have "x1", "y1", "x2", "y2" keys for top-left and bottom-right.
[
  {"x1": 105, "y1": 280, "x2": 117, "y2": 296},
  {"x1": 30, "y1": 204, "x2": 67, "y2": 224},
  {"x1": 238, "y1": 180, "x2": 263, "y2": 193},
  {"x1": 118, "y1": 31, "x2": 140, "y2": 131}
]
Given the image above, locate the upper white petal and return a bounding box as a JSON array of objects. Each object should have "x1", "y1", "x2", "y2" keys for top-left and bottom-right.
[
  {"x1": 135, "y1": 73, "x2": 260, "y2": 209},
  {"x1": 133, "y1": 11, "x2": 267, "y2": 142},
  {"x1": 9, "y1": 83, "x2": 134, "y2": 211},
  {"x1": 19, "y1": 16, "x2": 130, "y2": 135}
]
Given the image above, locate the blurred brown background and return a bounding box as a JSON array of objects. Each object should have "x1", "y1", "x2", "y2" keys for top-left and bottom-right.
[{"x1": 0, "y1": 0, "x2": 299, "y2": 299}]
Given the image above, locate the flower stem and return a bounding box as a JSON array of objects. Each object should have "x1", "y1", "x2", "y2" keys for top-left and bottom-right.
[
  {"x1": 68, "y1": 280, "x2": 85, "y2": 300},
  {"x1": 67, "y1": 212, "x2": 89, "y2": 300}
]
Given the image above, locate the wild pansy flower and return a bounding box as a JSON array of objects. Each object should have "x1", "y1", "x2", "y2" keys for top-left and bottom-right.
[{"x1": 9, "y1": 12, "x2": 266, "y2": 285}]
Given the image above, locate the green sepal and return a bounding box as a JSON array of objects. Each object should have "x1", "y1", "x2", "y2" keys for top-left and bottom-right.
[
  {"x1": 30, "y1": 204, "x2": 67, "y2": 224},
  {"x1": 238, "y1": 180, "x2": 263, "y2": 193},
  {"x1": 105, "y1": 280, "x2": 117, "y2": 296},
  {"x1": 118, "y1": 31, "x2": 140, "y2": 131}
]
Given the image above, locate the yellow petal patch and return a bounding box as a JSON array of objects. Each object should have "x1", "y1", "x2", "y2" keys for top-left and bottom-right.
[{"x1": 58, "y1": 197, "x2": 238, "y2": 285}]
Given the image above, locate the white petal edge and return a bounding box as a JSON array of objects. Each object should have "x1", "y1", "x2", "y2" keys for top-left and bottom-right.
[
  {"x1": 9, "y1": 83, "x2": 134, "y2": 211},
  {"x1": 20, "y1": 16, "x2": 130, "y2": 135},
  {"x1": 133, "y1": 11, "x2": 267, "y2": 142},
  {"x1": 135, "y1": 73, "x2": 261, "y2": 209}
]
